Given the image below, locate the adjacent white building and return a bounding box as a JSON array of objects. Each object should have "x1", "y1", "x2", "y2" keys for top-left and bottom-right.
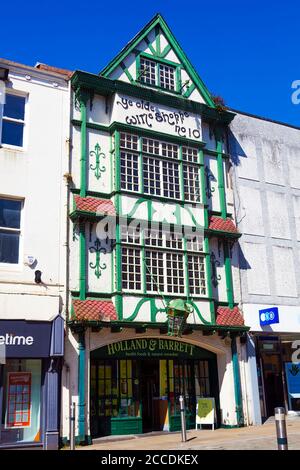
[
  {"x1": 230, "y1": 110, "x2": 300, "y2": 422},
  {"x1": 0, "y1": 59, "x2": 70, "y2": 449}
]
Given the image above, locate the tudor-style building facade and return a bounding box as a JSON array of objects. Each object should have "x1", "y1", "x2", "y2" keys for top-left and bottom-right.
[{"x1": 62, "y1": 14, "x2": 250, "y2": 443}]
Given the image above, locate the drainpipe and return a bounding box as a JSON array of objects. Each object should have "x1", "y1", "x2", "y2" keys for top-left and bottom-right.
[
  {"x1": 231, "y1": 335, "x2": 244, "y2": 426},
  {"x1": 78, "y1": 329, "x2": 86, "y2": 443},
  {"x1": 64, "y1": 80, "x2": 73, "y2": 321}
]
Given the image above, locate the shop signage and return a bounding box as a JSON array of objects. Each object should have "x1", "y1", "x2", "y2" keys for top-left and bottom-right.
[
  {"x1": 0, "y1": 321, "x2": 52, "y2": 358},
  {"x1": 113, "y1": 93, "x2": 202, "y2": 140},
  {"x1": 196, "y1": 397, "x2": 216, "y2": 429},
  {"x1": 94, "y1": 338, "x2": 215, "y2": 360},
  {"x1": 259, "y1": 307, "x2": 279, "y2": 326}
]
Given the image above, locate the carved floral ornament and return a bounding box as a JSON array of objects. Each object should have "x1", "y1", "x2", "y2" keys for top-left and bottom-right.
[{"x1": 90, "y1": 143, "x2": 106, "y2": 180}]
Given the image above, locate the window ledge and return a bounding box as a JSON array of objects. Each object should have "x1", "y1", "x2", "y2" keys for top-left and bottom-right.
[{"x1": 0, "y1": 144, "x2": 25, "y2": 152}]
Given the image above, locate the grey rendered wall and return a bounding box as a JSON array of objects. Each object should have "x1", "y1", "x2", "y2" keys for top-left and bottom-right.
[{"x1": 229, "y1": 113, "x2": 300, "y2": 307}]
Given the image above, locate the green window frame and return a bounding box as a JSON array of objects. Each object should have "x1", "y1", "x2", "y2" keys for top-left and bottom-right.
[
  {"x1": 119, "y1": 132, "x2": 202, "y2": 204},
  {"x1": 137, "y1": 54, "x2": 180, "y2": 92},
  {"x1": 119, "y1": 223, "x2": 207, "y2": 298}
]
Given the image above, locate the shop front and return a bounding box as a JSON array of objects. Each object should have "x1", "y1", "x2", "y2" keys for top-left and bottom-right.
[
  {"x1": 90, "y1": 338, "x2": 219, "y2": 437},
  {"x1": 0, "y1": 315, "x2": 64, "y2": 449},
  {"x1": 256, "y1": 334, "x2": 300, "y2": 420}
]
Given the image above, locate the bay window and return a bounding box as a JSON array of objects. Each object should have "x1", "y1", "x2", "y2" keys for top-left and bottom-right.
[
  {"x1": 119, "y1": 132, "x2": 201, "y2": 202},
  {"x1": 120, "y1": 226, "x2": 207, "y2": 297}
]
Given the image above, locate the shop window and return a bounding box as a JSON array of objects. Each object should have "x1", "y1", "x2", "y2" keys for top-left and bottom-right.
[
  {"x1": 1, "y1": 359, "x2": 41, "y2": 444},
  {"x1": 0, "y1": 198, "x2": 22, "y2": 264},
  {"x1": 90, "y1": 359, "x2": 141, "y2": 423},
  {"x1": 1, "y1": 93, "x2": 26, "y2": 147}
]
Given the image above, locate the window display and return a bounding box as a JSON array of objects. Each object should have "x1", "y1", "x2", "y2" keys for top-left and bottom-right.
[{"x1": 1, "y1": 359, "x2": 41, "y2": 444}]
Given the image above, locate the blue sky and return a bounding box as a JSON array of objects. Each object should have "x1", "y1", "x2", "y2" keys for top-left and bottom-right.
[{"x1": 2, "y1": 0, "x2": 299, "y2": 125}]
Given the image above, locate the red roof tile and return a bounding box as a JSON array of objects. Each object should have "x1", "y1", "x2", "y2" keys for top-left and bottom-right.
[
  {"x1": 72, "y1": 299, "x2": 117, "y2": 322},
  {"x1": 209, "y1": 216, "x2": 238, "y2": 234},
  {"x1": 216, "y1": 306, "x2": 244, "y2": 326},
  {"x1": 35, "y1": 63, "x2": 73, "y2": 78},
  {"x1": 74, "y1": 196, "x2": 116, "y2": 216}
]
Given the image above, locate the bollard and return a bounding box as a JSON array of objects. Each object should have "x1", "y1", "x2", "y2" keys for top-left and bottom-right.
[
  {"x1": 70, "y1": 402, "x2": 76, "y2": 450},
  {"x1": 179, "y1": 395, "x2": 187, "y2": 442},
  {"x1": 275, "y1": 407, "x2": 288, "y2": 450}
]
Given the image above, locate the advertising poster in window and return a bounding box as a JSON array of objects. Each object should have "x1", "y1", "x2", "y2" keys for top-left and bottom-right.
[{"x1": 6, "y1": 372, "x2": 31, "y2": 428}]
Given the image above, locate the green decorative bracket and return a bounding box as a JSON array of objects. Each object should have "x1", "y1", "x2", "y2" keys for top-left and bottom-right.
[
  {"x1": 205, "y1": 166, "x2": 216, "y2": 199},
  {"x1": 89, "y1": 143, "x2": 106, "y2": 180},
  {"x1": 89, "y1": 238, "x2": 107, "y2": 278}
]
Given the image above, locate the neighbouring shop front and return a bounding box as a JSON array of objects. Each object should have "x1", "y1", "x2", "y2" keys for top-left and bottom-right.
[
  {"x1": 256, "y1": 334, "x2": 300, "y2": 420},
  {"x1": 0, "y1": 316, "x2": 64, "y2": 449},
  {"x1": 90, "y1": 338, "x2": 219, "y2": 437}
]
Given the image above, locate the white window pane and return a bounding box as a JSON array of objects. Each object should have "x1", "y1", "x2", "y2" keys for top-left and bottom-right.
[
  {"x1": 159, "y1": 64, "x2": 175, "y2": 90},
  {"x1": 140, "y1": 58, "x2": 156, "y2": 85}
]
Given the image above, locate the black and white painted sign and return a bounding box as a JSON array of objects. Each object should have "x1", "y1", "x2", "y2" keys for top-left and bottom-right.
[{"x1": 114, "y1": 94, "x2": 202, "y2": 140}]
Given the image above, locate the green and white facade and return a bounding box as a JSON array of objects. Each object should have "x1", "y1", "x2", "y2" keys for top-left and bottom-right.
[{"x1": 62, "y1": 14, "x2": 249, "y2": 443}]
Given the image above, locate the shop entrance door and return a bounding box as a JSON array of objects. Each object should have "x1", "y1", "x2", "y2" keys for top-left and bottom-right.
[
  {"x1": 262, "y1": 353, "x2": 284, "y2": 417},
  {"x1": 140, "y1": 360, "x2": 159, "y2": 432}
]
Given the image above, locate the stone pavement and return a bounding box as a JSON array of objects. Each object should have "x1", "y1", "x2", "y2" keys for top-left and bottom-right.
[{"x1": 79, "y1": 418, "x2": 300, "y2": 451}]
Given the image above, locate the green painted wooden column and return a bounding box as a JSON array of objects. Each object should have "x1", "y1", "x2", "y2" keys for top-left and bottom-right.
[
  {"x1": 200, "y1": 149, "x2": 215, "y2": 321},
  {"x1": 78, "y1": 329, "x2": 86, "y2": 442},
  {"x1": 231, "y1": 335, "x2": 244, "y2": 427},
  {"x1": 114, "y1": 131, "x2": 123, "y2": 320},
  {"x1": 224, "y1": 241, "x2": 234, "y2": 309}
]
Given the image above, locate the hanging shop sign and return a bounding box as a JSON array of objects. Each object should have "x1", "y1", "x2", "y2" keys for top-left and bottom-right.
[
  {"x1": 92, "y1": 338, "x2": 215, "y2": 360},
  {"x1": 113, "y1": 93, "x2": 202, "y2": 140},
  {"x1": 259, "y1": 307, "x2": 279, "y2": 326}
]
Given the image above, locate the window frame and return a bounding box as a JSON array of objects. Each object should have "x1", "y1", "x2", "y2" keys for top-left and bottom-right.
[
  {"x1": 1, "y1": 90, "x2": 28, "y2": 151},
  {"x1": 119, "y1": 132, "x2": 202, "y2": 203},
  {"x1": 119, "y1": 225, "x2": 207, "y2": 298},
  {"x1": 138, "y1": 54, "x2": 180, "y2": 93},
  {"x1": 0, "y1": 197, "x2": 24, "y2": 269}
]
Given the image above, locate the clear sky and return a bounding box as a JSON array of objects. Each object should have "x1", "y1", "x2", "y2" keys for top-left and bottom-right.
[{"x1": 2, "y1": 0, "x2": 299, "y2": 126}]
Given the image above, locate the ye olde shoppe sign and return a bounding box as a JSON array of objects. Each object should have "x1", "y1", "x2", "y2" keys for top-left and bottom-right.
[{"x1": 113, "y1": 93, "x2": 202, "y2": 140}]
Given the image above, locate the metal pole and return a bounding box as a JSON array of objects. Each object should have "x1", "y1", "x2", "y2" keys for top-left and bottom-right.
[
  {"x1": 70, "y1": 402, "x2": 76, "y2": 450},
  {"x1": 275, "y1": 407, "x2": 288, "y2": 450},
  {"x1": 179, "y1": 395, "x2": 187, "y2": 442}
]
